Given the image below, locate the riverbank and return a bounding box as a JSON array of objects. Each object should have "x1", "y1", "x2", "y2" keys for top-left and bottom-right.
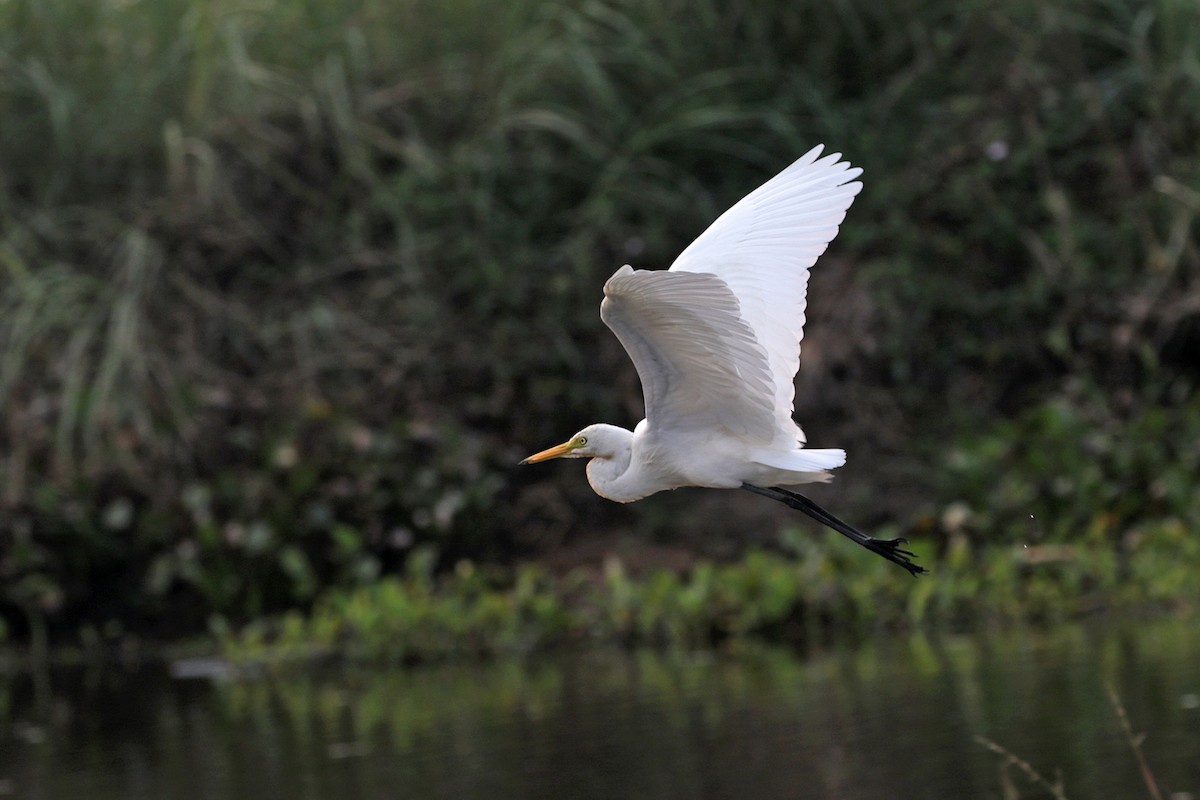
[{"x1": 213, "y1": 525, "x2": 1197, "y2": 669}]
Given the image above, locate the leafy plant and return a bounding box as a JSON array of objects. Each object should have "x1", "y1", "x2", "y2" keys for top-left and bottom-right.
[{"x1": 1, "y1": 0, "x2": 1198, "y2": 637}]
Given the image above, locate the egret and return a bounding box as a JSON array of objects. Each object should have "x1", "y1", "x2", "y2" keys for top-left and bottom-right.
[{"x1": 521, "y1": 145, "x2": 924, "y2": 576}]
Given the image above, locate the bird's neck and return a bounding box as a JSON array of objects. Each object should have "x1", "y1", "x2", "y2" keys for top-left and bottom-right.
[{"x1": 584, "y1": 426, "x2": 638, "y2": 502}]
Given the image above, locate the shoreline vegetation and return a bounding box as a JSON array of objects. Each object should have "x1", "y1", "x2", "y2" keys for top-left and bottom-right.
[
  {"x1": 215, "y1": 529, "x2": 1198, "y2": 669},
  {"x1": 2, "y1": 0, "x2": 1199, "y2": 659}
]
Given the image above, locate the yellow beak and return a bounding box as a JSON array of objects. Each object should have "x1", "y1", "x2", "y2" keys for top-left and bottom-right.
[{"x1": 519, "y1": 440, "x2": 575, "y2": 465}]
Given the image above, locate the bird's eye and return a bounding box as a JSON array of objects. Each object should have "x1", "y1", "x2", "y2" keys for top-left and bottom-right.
[{"x1": 578, "y1": 436, "x2": 588, "y2": 445}]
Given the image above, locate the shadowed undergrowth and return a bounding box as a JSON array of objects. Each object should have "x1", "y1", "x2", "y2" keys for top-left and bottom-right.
[{"x1": 1, "y1": 0, "x2": 1198, "y2": 641}]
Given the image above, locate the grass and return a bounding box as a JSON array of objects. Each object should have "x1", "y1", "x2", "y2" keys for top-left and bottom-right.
[{"x1": 1, "y1": 0, "x2": 1199, "y2": 639}]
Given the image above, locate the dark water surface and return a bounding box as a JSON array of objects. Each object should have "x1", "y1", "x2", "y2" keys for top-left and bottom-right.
[{"x1": 1, "y1": 617, "x2": 1198, "y2": 799}]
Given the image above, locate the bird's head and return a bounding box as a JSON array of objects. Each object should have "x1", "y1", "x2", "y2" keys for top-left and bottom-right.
[{"x1": 519, "y1": 424, "x2": 626, "y2": 464}]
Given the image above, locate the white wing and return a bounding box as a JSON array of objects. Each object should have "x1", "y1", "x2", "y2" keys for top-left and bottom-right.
[
  {"x1": 670, "y1": 145, "x2": 863, "y2": 443},
  {"x1": 601, "y1": 265, "x2": 777, "y2": 442}
]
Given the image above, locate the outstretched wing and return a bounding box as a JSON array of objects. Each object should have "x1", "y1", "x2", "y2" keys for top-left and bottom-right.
[
  {"x1": 670, "y1": 145, "x2": 863, "y2": 442},
  {"x1": 601, "y1": 265, "x2": 777, "y2": 442}
]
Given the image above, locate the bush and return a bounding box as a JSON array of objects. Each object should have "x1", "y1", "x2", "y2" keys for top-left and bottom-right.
[{"x1": 1, "y1": 0, "x2": 1197, "y2": 636}]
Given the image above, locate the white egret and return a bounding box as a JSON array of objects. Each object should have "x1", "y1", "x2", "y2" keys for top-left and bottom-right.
[{"x1": 521, "y1": 145, "x2": 924, "y2": 575}]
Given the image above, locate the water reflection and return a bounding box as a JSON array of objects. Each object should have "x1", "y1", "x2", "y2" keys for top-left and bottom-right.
[{"x1": 1, "y1": 617, "x2": 1197, "y2": 799}]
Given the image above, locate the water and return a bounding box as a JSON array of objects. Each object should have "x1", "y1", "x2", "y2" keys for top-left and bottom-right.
[{"x1": 1, "y1": 617, "x2": 1198, "y2": 800}]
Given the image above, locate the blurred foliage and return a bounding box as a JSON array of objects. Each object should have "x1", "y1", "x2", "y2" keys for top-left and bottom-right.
[
  {"x1": 937, "y1": 382, "x2": 1200, "y2": 546},
  {"x1": 1, "y1": 0, "x2": 1198, "y2": 640},
  {"x1": 220, "y1": 522, "x2": 1200, "y2": 666}
]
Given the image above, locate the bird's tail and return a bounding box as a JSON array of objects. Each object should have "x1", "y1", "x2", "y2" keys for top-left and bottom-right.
[{"x1": 751, "y1": 448, "x2": 846, "y2": 474}]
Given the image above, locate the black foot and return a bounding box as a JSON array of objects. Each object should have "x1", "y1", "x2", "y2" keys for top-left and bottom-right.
[
  {"x1": 857, "y1": 536, "x2": 925, "y2": 577},
  {"x1": 742, "y1": 483, "x2": 927, "y2": 577}
]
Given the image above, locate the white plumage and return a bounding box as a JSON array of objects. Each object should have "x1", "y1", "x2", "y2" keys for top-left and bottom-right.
[
  {"x1": 670, "y1": 145, "x2": 863, "y2": 442},
  {"x1": 522, "y1": 145, "x2": 924, "y2": 575}
]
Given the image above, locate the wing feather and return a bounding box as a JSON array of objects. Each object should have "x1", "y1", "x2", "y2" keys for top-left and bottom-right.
[
  {"x1": 601, "y1": 266, "x2": 777, "y2": 442},
  {"x1": 669, "y1": 145, "x2": 863, "y2": 443}
]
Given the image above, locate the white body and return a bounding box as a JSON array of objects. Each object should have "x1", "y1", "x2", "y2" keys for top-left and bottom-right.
[
  {"x1": 523, "y1": 145, "x2": 864, "y2": 503},
  {"x1": 581, "y1": 421, "x2": 843, "y2": 503}
]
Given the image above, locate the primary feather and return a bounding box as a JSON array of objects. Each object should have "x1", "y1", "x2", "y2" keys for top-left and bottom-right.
[
  {"x1": 670, "y1": 145, "x2": 863, "y2": 442},
  {"x1": 604, "y1": 145, "x2": 863, "y2": 449}
]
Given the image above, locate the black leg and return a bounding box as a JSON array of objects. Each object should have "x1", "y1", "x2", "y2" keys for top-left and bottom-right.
[{"x1": 742, "y1": 484, "x2": 926, "y2": 576}]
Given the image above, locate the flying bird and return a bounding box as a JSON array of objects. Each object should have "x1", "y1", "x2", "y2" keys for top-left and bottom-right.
[{"x1": 521, "y1": 145, "x2": 924, "y2": 576}]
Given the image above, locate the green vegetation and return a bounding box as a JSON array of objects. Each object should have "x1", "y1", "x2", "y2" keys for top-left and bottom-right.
[
  {"x1": 228, "y1": 385, "x2": 1200, "y2": 666},
  {"x1": 221, "y1": 508, "x2": 1198, "y2": 667},
  {"x1": 1, "y1": 0, "x2": 1198, "y2": 650}
]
